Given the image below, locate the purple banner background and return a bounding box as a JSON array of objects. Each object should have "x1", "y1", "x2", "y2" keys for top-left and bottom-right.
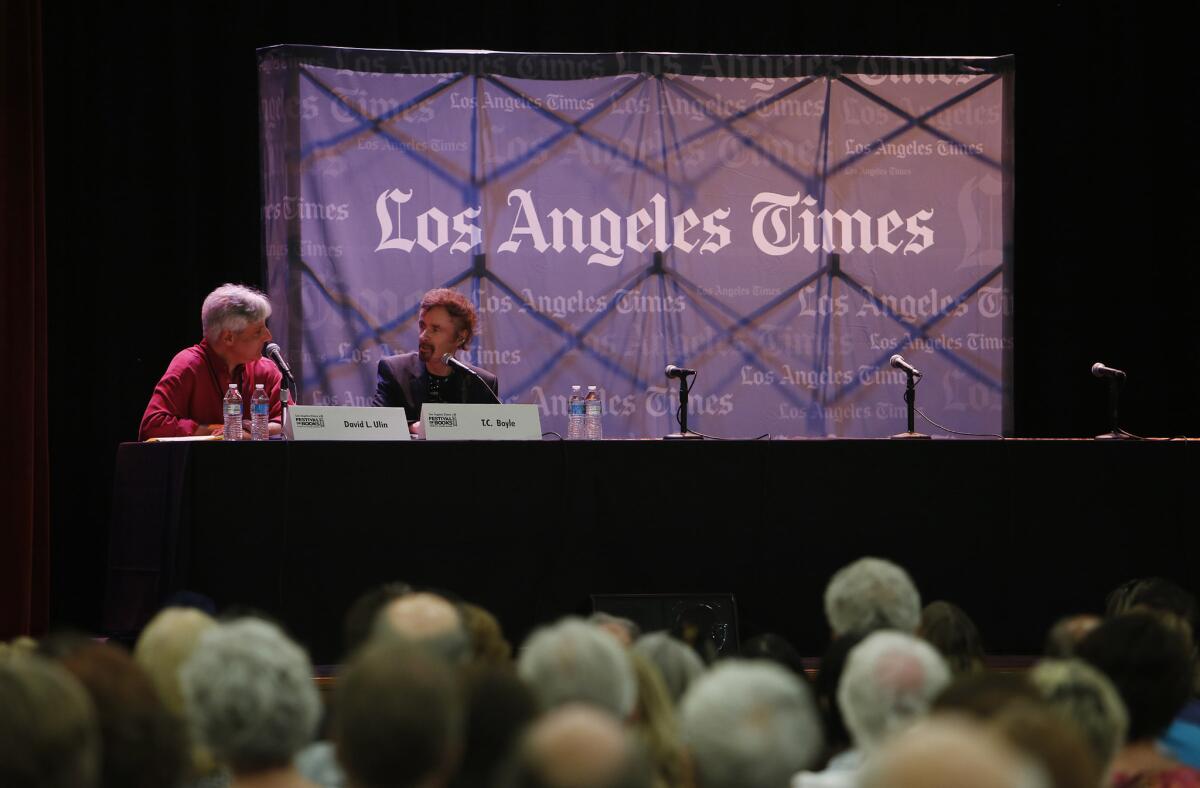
[{"x1": 260, "y1": 50, "x2": 1011, "y2": 438}]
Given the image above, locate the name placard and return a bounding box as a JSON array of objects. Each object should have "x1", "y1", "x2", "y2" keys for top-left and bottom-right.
[
  {"x1": 285, "y1": 405, "x2": 411, "y2": 441},
  {"x1": 420, "y1": 404, "x2": 542, "y2": 441}
]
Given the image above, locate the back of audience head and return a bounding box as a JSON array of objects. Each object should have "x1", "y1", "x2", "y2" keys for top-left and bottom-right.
[
  {"x1": 58, "y1": 641, "x2": 188, "y2": 788},
  {"x1": 861, "y1": 715, "x2": 1049, "y2": 788},
  {"x1": 837, "y1": 630, "x2": 951, "y2": 752},
  {"x1": 1075, "y1": 611, "x2": 1194, "y2": 743},
  {"x1": 180, "y1": 617, "x2": 321, "y2": 775},
  {"x1": 824, "y1": 557, "x2": 920, "y2": 638},
  {"x1": 933, "y1": 670, "x2": 1042, "y2": 719},
  {"x1": 133, "y1": 606, "x2": 217, "y2": 716},
  {"x1": 988, "y1": 701, "x2": 1102, "y2": 788},
  {"x1": 343, "y1": 580, "x2": 412, "y2": 656},
  {"x1": 1106, "y1": 577, "x2": 1197, "y2": 640},
  {"x1": 335, "y1": 639, "x2": 462, "y2": 788},
  {"x1": 462, "y1": 602, "x2": 513, "y2": 666},
  {"x1": 0, "y1": 654, "x2": 101, "y2": 788},
  {"x1": 1028, "y1": 658, "x2": 1128, "y2": 775},
  {"x1": 679, "y1": 659, "x2": 823, "y2": 788},
  {"x1": 1044, "y1": 614, "x2": 1101, "y2": 659},
  {"x1": 740, "y1": 632, "x2": 809, "y2": 681},
  {"x1": 518, "y1": 617, "x2": 637, "y2": 719},
  {"x1": 590, "y1": 612, "x2": 642, "y2": 648},
  {"x1": 494, "y1": 704, "x2": 653, "y2": 788},
  {"x1": 375, "y1": 590, "x2": 470, "y2": 664},
  {"x1": 626, "y1": 649, "x2": 686, "y2": 788},
  {"x1": 632, "y1": 631, "x2": 705, "y2": 706},
  {"x1": 918, "y1": 600, "x2": 985, "y2": 675},
  {"x1": 449, "y1": 666, "x2": 538, "y2": 788}
]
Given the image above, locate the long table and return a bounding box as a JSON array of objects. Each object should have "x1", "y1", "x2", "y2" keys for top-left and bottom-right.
[{"x1": 105, "y1": 439, "x2": 1195, "y2": 664}]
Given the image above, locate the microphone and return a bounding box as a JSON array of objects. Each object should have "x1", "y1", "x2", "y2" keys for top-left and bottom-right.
[
  {"x1": 1091, "y1": 362, "x2": 1127, "y2": 380},
  {"x1": 263, "y1": 342, "x2": 294, "y2": 380},
  {"x1": 441, "y1": 353, "x2": 502, "y2": 404},
  {"x1": 665, "y1": 364, "x2": 696, "y2": 379},
  {"x1": 889, "y1": 354, "x2": 923, "y2": 378}
]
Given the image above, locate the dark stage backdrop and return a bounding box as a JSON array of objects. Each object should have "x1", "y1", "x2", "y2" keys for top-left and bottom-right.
[{"x1": 37, "y1": 1, "x2": 1191, "y2": 638}]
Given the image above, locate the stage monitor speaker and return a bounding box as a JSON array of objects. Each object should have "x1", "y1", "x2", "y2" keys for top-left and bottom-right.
[{"x1": 590, "y1": 592, "x2": 739, "y2": 660}]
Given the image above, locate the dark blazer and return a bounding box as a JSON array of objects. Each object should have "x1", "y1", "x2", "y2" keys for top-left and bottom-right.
[{"x1": 371, "y1": 351, "x2": 500, "y2": 422}]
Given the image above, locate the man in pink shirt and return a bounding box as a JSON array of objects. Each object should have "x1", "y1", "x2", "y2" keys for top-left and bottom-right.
[{"x1": 139, "y1": 283, "x2": 282, "y2": 440}]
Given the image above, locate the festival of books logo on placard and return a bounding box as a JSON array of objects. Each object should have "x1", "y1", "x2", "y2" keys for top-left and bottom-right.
[
  {"x1": 295, "y1": 414, "x2": 325, "y2": 428},
  {"x1": 427, "y1": 413, "x2": 457, "y2": 428}
]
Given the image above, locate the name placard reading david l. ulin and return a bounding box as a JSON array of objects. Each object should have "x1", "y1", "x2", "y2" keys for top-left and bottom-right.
[{"x1": 286, "y1": 405, "x2": 411, "y2": 441}]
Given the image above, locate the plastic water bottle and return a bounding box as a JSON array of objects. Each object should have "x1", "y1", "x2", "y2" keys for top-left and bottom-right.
[
  {"x1": 584, "y1": 385, "x2": 603, "y2": 440},
  {"x1": 567, "y1": 385, "x2": 585, "y2": 439},
  {"x1": 222, "y1": 383, "x2": 243, "y2": 441},
  {"x1": 250, "y1": 383, "x2": 270, "y2": 441}
]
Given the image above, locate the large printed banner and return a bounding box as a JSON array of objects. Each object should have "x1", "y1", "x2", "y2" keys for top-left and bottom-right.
[{"x1": 259, "y1": 48, "x2": 1013, "y2": 438}]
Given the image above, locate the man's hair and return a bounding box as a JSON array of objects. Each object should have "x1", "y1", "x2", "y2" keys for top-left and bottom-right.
[
  {"x1": 201, "y1": 283, "x2": 271, "y2": 343},
  {"x1": 824, "y1": 557, "x2": 921, "y2": 637},
  {"x1": 180, "y1": 618, "x2": 321, "y2": 773},
  {"x1": 632, "y1": 632, "x2": 705, "y2": 706},
  {"x1": 335, "y1": 640, "x2": 462, "y2": 788},
  {"x1": 0, "y1": 655, "x2": 101, "y2": 788},
  {"x1": 1028, "y1": 658, "x2": 1128, "y2": 771},
  {"x1": 420, "y1": 288, "x2": 477, "y2": 349},
  {"x1": 518, "y1": 618, "x2": 637, "y2": 719},
  {"x1": 679, "y1": 660, "x2": 824, "y2": 788},
  {"x1": 837, "y1": 630, "x2": 951, "y2": 751},
  {"x1": 1075, "y1": 612, "x2": 1194, "y2": 742}
]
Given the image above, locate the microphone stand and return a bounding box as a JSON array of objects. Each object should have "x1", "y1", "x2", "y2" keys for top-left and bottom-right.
[
  {"x1": 1095, "y1": 375, "x2": 1131, "y2": 440},
  {"x1": 279, "y1": 373, "x2": 297, "y2": 440},
  {"x1": 890, "y1": 371, "x2": 930, "y2": 440},
  {"x1": 664, "y1": 372, "x2": 703, "y2": 440}
]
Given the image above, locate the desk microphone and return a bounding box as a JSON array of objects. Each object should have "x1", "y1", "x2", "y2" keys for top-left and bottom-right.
[
  {"x1": 441, "y1": 353, "x2": 502, "y2": 404},
  {"x1": 263, "y1": 342, "x2": 294, "y2": 379}
]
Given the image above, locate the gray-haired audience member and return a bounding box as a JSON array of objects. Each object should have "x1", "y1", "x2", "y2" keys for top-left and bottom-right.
[
  {"x1": 334, "y1": 640, "x2": 462, "y2": 788},
  {"x1": 1028, "y1": 658, "x2": 1128, "y2": 774},
  {"x1": 632, "y1": 631, "x2": 705, "y2": 705},
  {"x1": 0, "y1": 655, "x2": 101, "y2": 788},
  {"x1": 180, "y1": 618, "x2": 321, "y2": 782},
  {"x1": 860, "y1": 716, "x2": 1049, "y2": 788},
  {"x1": 494, "y1": 704, "x2": 653, "y2": 788},
  {"x1": 518, "y1": 617, "x2": 637, "y2": 719},
  {"x1": 795, "y1": 631, "x2": 950, "y2": 788},
  {"x1": 824, "y1": 557, "x2": 921, "y2": 638},
  {"x1": 374, "y1": 591, "x2": 470, "y2": 664},
  {"x1": 680, "y1": 659, "x2": 823, "y2": 788}
]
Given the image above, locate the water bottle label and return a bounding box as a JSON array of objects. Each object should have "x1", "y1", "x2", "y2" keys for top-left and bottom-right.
[
  {"x1": 225, "y1": 403, "x2": 241, "y2": 416},
  {"x1": 569, "y1": 402, "x2": 585, "y2": 416},
  {"x1": 252, "y1": 403, "x2": 269, "y2": 416}
]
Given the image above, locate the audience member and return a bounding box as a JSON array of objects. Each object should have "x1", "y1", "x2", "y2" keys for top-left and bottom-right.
[
  {"x1": 375, "y1": 591, "x2": 470, "y2": 664},
  {"x1": 518, "y1": 617, "x2": 637, "y2": 719},
  {"x1": 494, "y1": 704, "x2": 653, "y2": 788},
  {"x1": 680, "y1": 660, "x2": 823, "y2": 788},
  {"x1": 463, "y1": 602, "x2": 514, "y2": 666},
  {"x1": 181, "y1": 618, "x2": 322, "y2": 788},
  {"x1": 918, "y1": 600, "x2": 985, "y2": 675},
  {"x1": 0, "y1": 654, "x2": 101, "y2": 788},
  {"x1": 1029, "y1": 659, "x2": 1129, "y2": 776},
  {"x1": 334, "y1": 640, "x2": 462, "y2": 788},
  {"x1": 1045, "y1": 615, "x2": 1102, "y2": 659},
  {"x1": 448, "y1": 666, "x2": 539, "y2": 788},
  {"x1": 632, "y1": 632, "x2": 705, "y2": 707},
  {"x1": 824, "y1": 557, "x2": 921, "y2": 638}
]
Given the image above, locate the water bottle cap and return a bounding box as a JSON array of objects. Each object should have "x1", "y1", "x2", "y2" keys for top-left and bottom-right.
[
  {"x1": 255, "y1": 383, "x2": 265, "y2": 389},
  {"x1": 587, "y1": 385, "x2": 597, "y2": 391},
  {"x1": 228, "y1": 383, "x2": 237, "y2": 388},
  {"x1": 572, "y1": 385, "x2": 581, "y2": 391}
]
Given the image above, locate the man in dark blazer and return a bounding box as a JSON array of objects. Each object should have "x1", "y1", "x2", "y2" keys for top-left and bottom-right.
[{"x1": 371, "y1": 288, "x2": 499, "y2": 426}]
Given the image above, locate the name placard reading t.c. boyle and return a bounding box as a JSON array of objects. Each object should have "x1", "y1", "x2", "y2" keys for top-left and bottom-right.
[
  {"x1": 420, "y1": 404, "x2": 543, "y2": 441},
  {"x1": 285, "y1": 405, "x2": 411, "y2": 441}
]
